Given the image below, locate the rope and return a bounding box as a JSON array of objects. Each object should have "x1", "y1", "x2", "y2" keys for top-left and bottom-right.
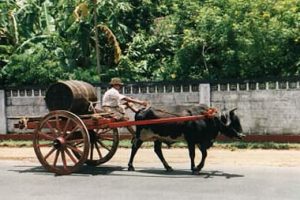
[
  {"x1": 88, "y1": 101, "x2": 102, "y2": 113},
  {"x1": 153, "y1": 107, "x2": 218, "y2": 118}
]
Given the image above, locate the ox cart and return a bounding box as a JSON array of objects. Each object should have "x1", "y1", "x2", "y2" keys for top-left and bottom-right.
[{"x1": 16, "y1": 80, "x2": 216, "y2": 175}]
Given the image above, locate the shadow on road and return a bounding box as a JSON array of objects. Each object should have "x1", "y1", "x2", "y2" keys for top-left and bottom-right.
[
  {"x1": 10, "y1": 164, "x2": 244, "y2": 179},
  {"x1": 9, "y1": 165, "x2": 125, "y2": 176},
  {"x1": 137, "y1": 168, "x2": 244, "y2": 179}
]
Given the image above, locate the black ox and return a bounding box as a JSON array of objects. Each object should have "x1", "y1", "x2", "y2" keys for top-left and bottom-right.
[{"x1": 128, "y1": 105, "x2": 243, "y2": 174}]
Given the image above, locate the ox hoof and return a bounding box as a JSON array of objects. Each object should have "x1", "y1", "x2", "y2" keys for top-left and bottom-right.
[
  {"x1": 192, "y1": 167, "x2": 201, "y2": 175},
  {"x1": 128, "y1": 166, "x2": 135, "y2": 171},
  {"x1": 165, "y1": 167, "x2": 174, "y2": 172},
  {"x1": 192, "y1": 170, "x2": 200, "y2": 175}
]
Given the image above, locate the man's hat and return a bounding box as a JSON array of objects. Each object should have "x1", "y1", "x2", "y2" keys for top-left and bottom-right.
[{"x1": 109, "y1": 77, "x2": 124, "y2": 85}]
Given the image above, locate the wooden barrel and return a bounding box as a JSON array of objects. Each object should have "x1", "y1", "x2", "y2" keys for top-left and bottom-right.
[{"x1": 45, "y1": 80, "x2": 98, "y2": 114}]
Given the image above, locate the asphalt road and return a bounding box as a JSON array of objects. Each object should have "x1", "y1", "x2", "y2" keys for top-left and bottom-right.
[{"x1": 0, "y1": 160, "x2": 299, "y2": 200}]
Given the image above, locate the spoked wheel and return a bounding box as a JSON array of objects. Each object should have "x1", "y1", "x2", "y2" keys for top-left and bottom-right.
[
  {"x1": 33, "y1": 110, "x2": 90, "y2": 175},
  {"x1": 73, "y1": 128, "x2": 119, "y2": 166}
]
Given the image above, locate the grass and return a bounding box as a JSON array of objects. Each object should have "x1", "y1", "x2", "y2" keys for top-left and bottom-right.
[
  {"x1": 0, "y1": 140, "x2": 33, "y2": 147},
  {"x1": 1, "y1": 139, "x2": 300, "y2": 150},
  {"x1": 213, "y1": 141, "x2": 300, "y2": 150}
]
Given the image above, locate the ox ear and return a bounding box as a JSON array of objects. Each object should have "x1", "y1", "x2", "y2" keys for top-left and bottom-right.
[{"x1": 220, "y1": 113, "x2": 231, "y2": 126}]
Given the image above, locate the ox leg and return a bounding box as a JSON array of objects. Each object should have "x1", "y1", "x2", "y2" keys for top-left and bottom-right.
[
  {"x1": 128, "y1": 139, "x2": 143, "y2": 171},
  {"x1": 187, "y1": 143, "x2": 197, "y2": 174},
  {"x1": 195, "y1": 144, "x2": 207, "y2": 173},
  {"x1": 154, "y1": 141, "x2": 173, "y2": 172}
]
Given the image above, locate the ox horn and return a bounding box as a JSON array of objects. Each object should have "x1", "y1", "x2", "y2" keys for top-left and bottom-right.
[{"x1": 229, "y1": 107, "x2": 237, "y2": 116}]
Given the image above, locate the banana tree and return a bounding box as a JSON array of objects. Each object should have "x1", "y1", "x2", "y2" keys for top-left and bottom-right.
[
  {"x1": 1, "y1": 0, "x2": 126, "y2": 86},
  {"x1": 0, "y1": 0, "x2": 19, "y2": 68}
]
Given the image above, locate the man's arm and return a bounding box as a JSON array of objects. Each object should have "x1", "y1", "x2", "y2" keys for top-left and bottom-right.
[{"x1": 123, "y1": 96, "x2": 147, "y2": 106}]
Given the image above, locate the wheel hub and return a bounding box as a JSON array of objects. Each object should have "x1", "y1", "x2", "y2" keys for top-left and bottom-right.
[{"x1": 53, "y1": 137, "x2": 66, "y2": 149}]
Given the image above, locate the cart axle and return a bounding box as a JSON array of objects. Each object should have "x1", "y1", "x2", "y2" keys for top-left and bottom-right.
[{"x1": 53, "y1": 137, "x2": 66, "y2": 149}]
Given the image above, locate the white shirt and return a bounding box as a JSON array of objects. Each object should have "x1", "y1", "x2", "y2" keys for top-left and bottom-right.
[{"x1": 102, "y1": 87, "x2": 126, "y2": 107}]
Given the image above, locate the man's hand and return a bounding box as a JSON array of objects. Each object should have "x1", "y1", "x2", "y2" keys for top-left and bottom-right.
[{"x1": 141, "y1": 101, "x2": 148, "y2": 107}]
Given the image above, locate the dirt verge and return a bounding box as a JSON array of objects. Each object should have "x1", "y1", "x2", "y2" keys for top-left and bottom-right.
[{"x1": 0, "y1": 147, "x2": 299, "y2": 168}]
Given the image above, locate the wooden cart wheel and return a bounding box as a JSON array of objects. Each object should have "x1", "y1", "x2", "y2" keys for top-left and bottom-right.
[
  {"x1": 88, "y1": 128, "x2": 119, "y2": 166},
  {"x1": 73, "y1": 127, "x2": 119, "y2": 166},
  {"x1": 33, "y1": 110, "x2": 90, "y2": 175}
]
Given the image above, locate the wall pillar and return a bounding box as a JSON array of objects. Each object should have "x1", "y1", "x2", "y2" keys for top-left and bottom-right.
[
  {"x1": 0, "y1": 90, "x2": 7, "y2": 134},
  {"x1": 199, "y1": 84, "x2": 211, "y2": 106}
]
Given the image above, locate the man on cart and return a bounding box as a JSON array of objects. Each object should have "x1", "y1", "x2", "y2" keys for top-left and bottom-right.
[
  {"x1": 102, "y1": 77, "x2": 147, "y2": 139},
  {"x1": 102, "y1": 77, "x2": 147, "y2": 120}
]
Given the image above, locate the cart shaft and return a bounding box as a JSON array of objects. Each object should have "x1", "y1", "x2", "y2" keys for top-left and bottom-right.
[
  {"x1": 84, "y1": 114, "x2": 213, "y2": 129},
  {"x1": 16, "y1": 111, "x2": 216, "y2": 131}
]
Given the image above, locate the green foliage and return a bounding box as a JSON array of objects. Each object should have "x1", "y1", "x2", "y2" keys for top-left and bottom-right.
[
  {"x1": 2, "y1": 40, "x2": 69, "y2": 86},
  {"x1": 0, "y1": 0, "x2": 300, "y2": 86},
  {"x1": 118, "y1": 28, "x2": 178, "y2": 81},
  {"x1": 173, "y1": 0, "x2": 300, "y2": 80}
]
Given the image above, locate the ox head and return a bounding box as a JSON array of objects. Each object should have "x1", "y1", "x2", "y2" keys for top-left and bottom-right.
[{"x1": 220, "y1": 108, "x2": 244, "y2": 139}]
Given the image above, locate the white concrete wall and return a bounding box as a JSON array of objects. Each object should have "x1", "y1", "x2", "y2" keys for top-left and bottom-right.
[
  {"x1": 1, "y1": 83, "x2": 210, "y2": 134},
  {"x1": 4, "y1": 89, "x2": 48, "y2": 134},
  {"x1": 212, "y1": 89, "x2": 300, "y2": 135},
  {"x1": 210, "y1": 81, "x2": 300, "y2": 135},
  {"x1": 2, "y1": 80, "x2": 300, "y2": 135}
]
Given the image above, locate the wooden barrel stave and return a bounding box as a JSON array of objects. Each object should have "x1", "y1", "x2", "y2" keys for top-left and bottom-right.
[{"x1": 45, "y1": 80, "x2": 97, "y2": 114}]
